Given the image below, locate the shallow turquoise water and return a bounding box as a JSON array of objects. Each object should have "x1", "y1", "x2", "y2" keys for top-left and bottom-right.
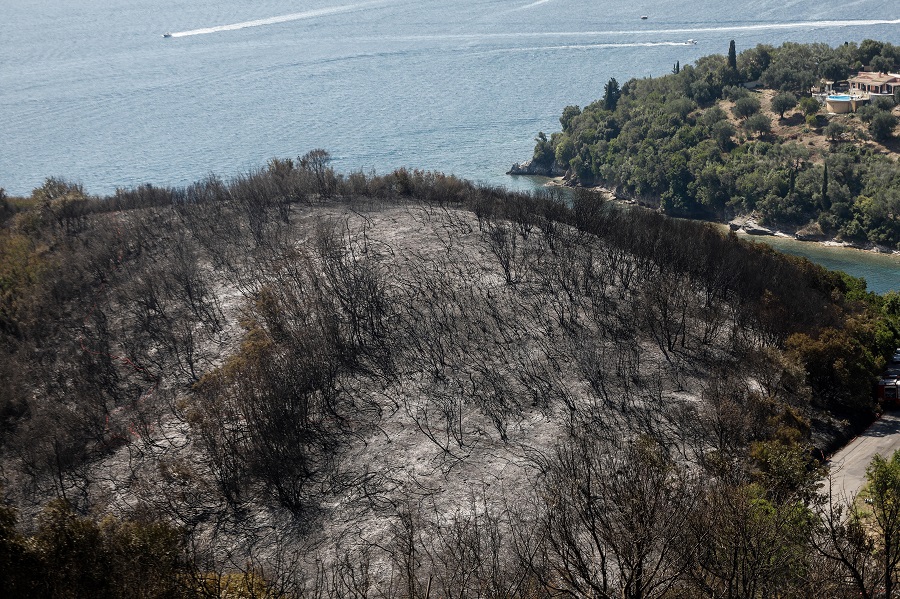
[{"x1": 738, "y1": 234, "x2": 899, "y2": 295}]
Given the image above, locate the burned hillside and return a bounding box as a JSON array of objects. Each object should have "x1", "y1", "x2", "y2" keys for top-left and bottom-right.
[{"x1": 0, "y1": 159, "x2": 896, "y2": 597}]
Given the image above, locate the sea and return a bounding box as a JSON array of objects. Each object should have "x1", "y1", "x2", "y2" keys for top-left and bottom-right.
[{"x1": 1, "y1": 0, "x2": 898, "y2": 290}]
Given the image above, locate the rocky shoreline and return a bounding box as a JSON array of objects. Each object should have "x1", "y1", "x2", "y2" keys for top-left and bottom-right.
[
  {"x1": 725, "y1": 215, "x2": 899, "y2": 255},
  {"x1": 506, "y1": 158, "x2": 567, "y2": 178},
  {"x1": 508, "y1": 165, "x2": 899, "y2": 257}
]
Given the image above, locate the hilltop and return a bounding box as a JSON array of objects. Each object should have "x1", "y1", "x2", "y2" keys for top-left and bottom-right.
[{"x1": 1, "y1": 159, "x2": 899, "y2": 596}]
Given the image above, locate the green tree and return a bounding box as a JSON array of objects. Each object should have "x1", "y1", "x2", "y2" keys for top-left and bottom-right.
[
  {"x1": 820, "y1": 58, "x2": 849, "y2": 82},
  {"x1": 799, "y1": 96, "x2": 821, "y2": 117},
  {"x1": 690, "y1": 482, "x2": 814, "y2": 597},
  {"x1": 786, "y1": 326, "x2": 879, "y2": 416},
  {"x1": 771, "y1": 92, "x2": 798, "y2": 118},
  {"x1": 870, "y1": 55, "x2": 894, "y2": 73},
  {"x1": 728, "y1": 39, "x2": 737, "y2": 70},
  {"x1": 824, "y1": 121, "x2": 846, "y2": 141},
  {"x1": 760, "y1": 42, "x2": 820, "y2": 92},
  {"x1": 732, "y1": 96, "x2": 761, "y2": 119},
  {"x1": 723, "y1": 84, "x2": 749, "y2": 101},
  {"x1": 863, "y1": 450, "x2": 900, "y2": 598},
  {"x1": 554, "y1": 134, "x2": 576, "y2": 165},
  {"x1": 559, "y1": 105, "x2": 581, "y2": 131},
  {"x1": 737, "y1": 44, "x2": 773, "y2": 81},
  {"x1": 744, "y1": 113, "x2": 772, "y2": 137},
  {"x1": 532, "y1": 131, "x2": 554, "y2": 165},
  {"x1": 603, "y1": 77, "x2": 621, "y2": 111},
  {"x1": 870, "y1": 111, "x2": 898, "y2": 142},
  {"x1": 872, "y1": 96, "x2": 897, "y2": 111},
  {"x1": 858, "y1": 39, "x2": 886, "y2": 66},
  {"x1": 712, "y1": 120, "x2": 736, "y2": 151},
  {"x1": 700, "y1": 105, "x2": 728, "y2": 127},
  {"x1": 858, "y1": 105, "x2": 881, "y2": 123}
]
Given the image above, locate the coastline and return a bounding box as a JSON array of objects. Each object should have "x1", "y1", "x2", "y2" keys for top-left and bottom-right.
[{"x1": 542, "y1": 176, "x2": 899, "y2": 258}]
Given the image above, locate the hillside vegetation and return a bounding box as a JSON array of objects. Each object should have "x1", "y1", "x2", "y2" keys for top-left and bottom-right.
[
  {"x1": 530, "y1": 39, "x2": 900, "y2": 248},
  {"x1": 1, "y1": 157, "x2": 899, "y2": 597}
]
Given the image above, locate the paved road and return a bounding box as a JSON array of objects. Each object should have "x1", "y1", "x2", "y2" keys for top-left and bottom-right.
[{"x1": 826, "y1": 410, "x2": 900, "y2": 503}]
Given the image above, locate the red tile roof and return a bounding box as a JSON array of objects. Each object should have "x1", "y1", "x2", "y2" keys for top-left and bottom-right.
[{"x1": 849, "y1": 72, "x2": 900, "y2": 86}]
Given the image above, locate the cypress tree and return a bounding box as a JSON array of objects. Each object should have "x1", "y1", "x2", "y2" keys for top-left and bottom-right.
[
  {"x1": 727, "y1": 40, "x2": 737, "y2": 70},
  {"x1": 603, "y1": 78, "x2": 621, "y2": 111}
]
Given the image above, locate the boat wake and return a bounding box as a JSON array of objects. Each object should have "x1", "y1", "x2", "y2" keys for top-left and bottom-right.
[
  {"x1": 516, "y1": 0, "x2": 554, "y2": 10},
  {"x1": 474, "y1": 41, "x2": 699, "y2": 55},
  {"x1": 391, "y1": 17, "x2": 900, "y2": 43},
  {"x1": 167, "y1": 1, "x2": 385, "y2": 38},
  {"x1": 629, "y1": 17, "x2": 900, "y2": 36}
]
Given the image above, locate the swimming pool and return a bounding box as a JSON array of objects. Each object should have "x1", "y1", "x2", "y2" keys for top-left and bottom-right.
[{"x1": 827, "y1": 94, "x2": 852, "y2": 101}]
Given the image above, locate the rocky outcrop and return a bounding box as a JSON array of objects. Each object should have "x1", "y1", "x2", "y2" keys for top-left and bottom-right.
[
  {"x1": 507, "y1": 158, "x2": 566, "y2": 177},
  {"x1": 795, "y1": 222, "x2": 827, "y2": 242},
  {"x1": 743, "y1": 223, "x2": 774, "y2": 236},
  {"x1": 728, "y1": 217, "x2": 774, "y2": 236}
]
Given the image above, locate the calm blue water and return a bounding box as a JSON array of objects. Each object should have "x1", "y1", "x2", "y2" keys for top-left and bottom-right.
[{"x1": 1, "y1": 0, "x2": 898, "y2": 288}]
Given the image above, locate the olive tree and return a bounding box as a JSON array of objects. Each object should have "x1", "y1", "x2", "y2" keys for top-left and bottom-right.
[
  {"x1": 771, "y1": 92, "x2": 798, "y2": 118},
  {"x1": 870, "y1": 112, "x2": 898, "y2": 142},
  {"x1": 732, "y1": 96, "x2": 761, "y2": 120},
  {"x1": 744, "y1": 113, "x2": 772, "y2": 137}
]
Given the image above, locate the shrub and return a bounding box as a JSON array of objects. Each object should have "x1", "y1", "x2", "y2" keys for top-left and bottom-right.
[
  {"x1": 857, "y1": 104, "x2": 880, "y2": 123},
  {"x1": 870, "y1": 111, "x2": 898, "y2": 141},
  {"x1": 723, "y1": 85, "x2": 750, "y2": 101},
  {"x1": 872, "y1": 95, "x2": 897, "y2": 111},
  {"x1": 824, "y1": 121, "x2": 846, "y2": 141},
  {"x1": 798, "y1": 96, "x2": 820, "y2": 116}
]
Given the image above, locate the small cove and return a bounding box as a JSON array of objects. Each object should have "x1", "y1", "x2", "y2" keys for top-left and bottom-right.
[{"x1": 736, "y1": 233, "x2": 899, "y2": 295}]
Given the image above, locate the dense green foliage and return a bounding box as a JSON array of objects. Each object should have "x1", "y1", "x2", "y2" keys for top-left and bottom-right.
[{"x1": 536, "y1": 40, "x2": 900, "y2": 248}]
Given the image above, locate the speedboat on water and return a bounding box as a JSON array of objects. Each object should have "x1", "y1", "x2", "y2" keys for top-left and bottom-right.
[
  {"x1": 162, "y1": 32, "x2": 172, "y2": 38},
  {"x1": 641, "y1": 15, "x2": 648, "y2": 19},
  {"x1": 687, "y1": 39, "x2": 697, "y2": 44}
]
